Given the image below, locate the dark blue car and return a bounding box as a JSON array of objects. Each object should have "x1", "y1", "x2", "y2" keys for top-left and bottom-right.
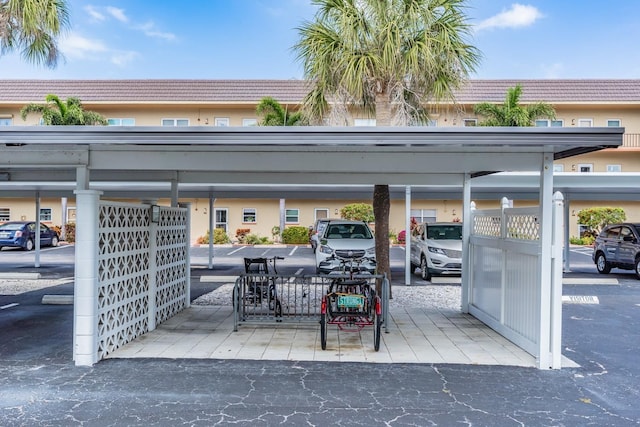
[{"x1": 0, "y1": 221, "x2": 59, "y2": 251}]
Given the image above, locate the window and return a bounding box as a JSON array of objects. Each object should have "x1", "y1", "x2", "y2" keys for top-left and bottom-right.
[
  {"x1": 242, "y1": 118, "x2": 258, "y2": 126},
  {"x1": 0, "y1": 117, "x2": 12, "y2": 126},
  {"x1": 215, "y1": 208, "x2": 228, "y2": 232},
  {"x1": 577, "y1": 118, "x2": 593, "y2": 127},
  {"x1": 162, "y1": 118, "x2": 189, "y2": 126},
  {"x1": 463, "y1": 119, "x2": 477, "y2": 127},
  {"x1": 107, "y1": 118, "x2": 135, "y2": 126},
  {"x1": 607, "y1": 164, "x2": 622, "y2": 172},
  {"x1": 607, "y1": 119, "x2": 621, "y2": 127},
  {"x1": 410, "y1": 209, "x2": 437, "y2": 224},
  {"x1": 39, "y1": 208, "x2": 52, "y2": 221},
  {"x1": 285, "y1": 209, "x2": 299, "y2": 223},
  {"x1": 315, "y1": 208, "x2": 329, "y2": 221},
  {"x1": 353, "y1": 118, "x2": 376, "y2": 126},
  {"x1": 535, "y1": 119, "x2": 564, "y2": 127},
  {"x1": 577, "y1": 163, "x2": 593, "y2": 173},
  {"x1": 242, "y1": 208, "x2": 257, "y2": 223},
  {"x1": 0, "y1": 207, "x2": 9, "y2": 221},
  {"x1": 215, "y1": 117, "x2": 230, "y2": 126},
  {"x1": 553, "y1": 164, "x2": 564, "y2": 172},
  {"x1": 67, "y1": 207, "x2": 76, "y2": 223}
]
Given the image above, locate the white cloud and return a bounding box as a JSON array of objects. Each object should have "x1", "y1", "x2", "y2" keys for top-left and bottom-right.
[
  {"x1": 138, "y1": 22, "x2": 177, "y2": 41},
  {"x1": 84, "y1": 5, "x2": 105, "y2": 21},
  {"x1": 61, "y1": 33, "x2": 108, "y2": 58},
  {"x1": 476, "y1": 4, "x2": 543, "y2": 31},
  {"x1": 111, "y1": 51, "x2": 138, "y2": 66},
  {"x1": 106, "y1": 6, "x2": 129, "y2": 23},
  {"x1": 59, "y1": 32, "x2": 138, "y2": 68}
]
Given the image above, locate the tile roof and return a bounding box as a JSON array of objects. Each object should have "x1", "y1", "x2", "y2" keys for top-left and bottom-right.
[{"x1": 0, "y1": 79, "x2": 639, "y2": 104}]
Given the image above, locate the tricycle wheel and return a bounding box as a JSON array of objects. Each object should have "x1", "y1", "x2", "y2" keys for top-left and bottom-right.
[
  {"x1": 373, "y1": 310, "x2": 382, "y2": 351},
  {"x1": 320, "y1": 313, "x2": 327, "y2": 350}
]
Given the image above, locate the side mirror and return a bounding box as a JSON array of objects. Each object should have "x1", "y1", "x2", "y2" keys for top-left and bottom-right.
[{"x1": 623, "y1": 235, "x2": 635, "y2": 242}]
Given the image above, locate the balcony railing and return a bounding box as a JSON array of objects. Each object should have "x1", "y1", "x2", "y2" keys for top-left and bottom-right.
[{"x1": 622, "y1": 133, "x2": 640, "y2": 148}]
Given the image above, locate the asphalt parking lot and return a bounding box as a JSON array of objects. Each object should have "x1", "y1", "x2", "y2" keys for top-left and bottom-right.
[{"x1": 1, "y1": 244, "x2": 639, "y2": 425}]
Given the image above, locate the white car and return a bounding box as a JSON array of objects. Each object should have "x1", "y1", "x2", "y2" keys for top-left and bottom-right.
[
  {"x1": 410, "y1": 222, "x2": 462, "y2": 281},
  {"x1": 315, "y1": 220, "x2": 376, "y2": 274}
]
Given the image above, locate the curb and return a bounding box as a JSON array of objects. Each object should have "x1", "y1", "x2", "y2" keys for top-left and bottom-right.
[
  {"x1": 41, "y1": 295, "x2": 74, "y2": 305},
  {"x1": 0, "y1": 272, "x2": 41, "y2": 280}
]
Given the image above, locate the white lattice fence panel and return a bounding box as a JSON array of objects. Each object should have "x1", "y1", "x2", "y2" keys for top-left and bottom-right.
[
  {"x1": 155, "y1": 206, "x2": 189, "y2": 324},
  {"x1": 505, "y1": 209, "x2": 540, "y2": 240},
  {"x1": 97, "y1": 202, "x2": 151, "y2": 359},
  {"x1": 473, "y1": 210, "x2": 501, "y2": 237}
]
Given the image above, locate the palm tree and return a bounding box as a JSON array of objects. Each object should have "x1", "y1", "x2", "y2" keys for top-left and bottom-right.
[
  {"x1": 21, "y1": 94, "x2": 108, "y2": 125},
  {"x1": 294, "y1": 0, "x2": 480, "y2": 283},
  {"x1": 256, "y1": 97, "x2": 306, "y2": 126},
  {"x1": 474, "y1": 84, "x2": 556, "y2": 126},
  {"x1": 0, "y1": 0, "x2": 70, "y2": 68}
]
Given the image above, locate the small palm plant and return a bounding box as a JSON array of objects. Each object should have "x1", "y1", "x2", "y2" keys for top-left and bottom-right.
[
  {"x1": 474, "y1": 85, "x2": 556, "y2": 126},
  {"x1": 21, "y1": 94, "x2": 108, "y2": 125},
  {"x1": 256, "y1": 97, "x2": 306, "y2": 126}
]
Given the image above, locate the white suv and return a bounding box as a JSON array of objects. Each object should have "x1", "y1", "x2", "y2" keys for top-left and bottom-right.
[
  {"x1": 409, "y1": 222, "x2": 462, "y2": 281},
  {"x1": 315, "y1": 220, "x2": 376, "y2": 274}
]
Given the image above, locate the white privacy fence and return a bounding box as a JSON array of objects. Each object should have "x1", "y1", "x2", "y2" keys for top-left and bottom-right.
[
  {"x1": 95, "y1": 201, "x2": 189, "y2": 360},
  {"x1": 468, "y1": 193, "x2": 564, "y2": 369}
]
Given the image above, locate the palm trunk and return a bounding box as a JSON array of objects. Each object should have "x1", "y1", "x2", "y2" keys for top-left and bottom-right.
[
  {"x1": 373, "y1": 184, "x2": 390, "y2": 294},
  {"x1": 373, "y1": 92, "x2": 392, "y2": 295}
]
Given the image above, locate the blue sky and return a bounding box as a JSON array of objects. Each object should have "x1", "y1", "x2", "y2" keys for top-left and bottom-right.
[{"x1": 1, "y1": 0, "x2": 639, "y2": 80}]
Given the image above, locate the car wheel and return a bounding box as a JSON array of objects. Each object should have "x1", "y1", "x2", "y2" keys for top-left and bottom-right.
[
  {"x1": 635, "y1": 257, "x2": 640, "y2": 280},
  {"x1": 25, "y1": 239, "x2": 34, "y2": 251},
  {"x1": 595, "y1": 252, "x2": 611, "y2": 274},
  {"x1": 410, "y1": 262, "x2": 418, "y2": 273},
  {"x1": 420, "y1": 256, "x2": 432, "y2": 281},
  {"x1": 50, "y1": 236, "x2": 59, "y2": 247}
]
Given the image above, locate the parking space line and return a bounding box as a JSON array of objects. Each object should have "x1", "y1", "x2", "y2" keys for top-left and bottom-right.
[
  {"x1": 289, "y1": 246, "x2": 298, "y2": 256},
  {"x1": 227, "y1": 246, "x2": 246, "y2": 255},
  {"x1": 1, "y1": 303, "x2": 19, "y2": 310}
]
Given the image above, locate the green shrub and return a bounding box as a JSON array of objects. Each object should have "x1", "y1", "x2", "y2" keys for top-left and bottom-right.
[
  {"x1": 244, "y1": 234, "x2": 271, "y2": 244},
  {"x1": 340, "y1": 203, "x2": 374, "y2": 223},
  {"x1": 577, "y1": 207, "x2": 626, "y2": 236},
  {"x1": 197, "y1": 228, "x2": 230, "y2": 244},
  {"x1": 570, "y1": 235, "x2": 595, "y2": 246},
  {"x1": 282, "y1": 226, "x2": 309, "y2": 244}
]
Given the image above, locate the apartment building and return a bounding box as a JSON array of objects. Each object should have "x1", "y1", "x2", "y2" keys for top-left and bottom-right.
[{"x1": 0, "y1": 79, "x2": 639, "y2": 243}]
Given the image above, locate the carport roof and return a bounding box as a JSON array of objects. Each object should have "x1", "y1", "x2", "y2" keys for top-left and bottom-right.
[{"x1": 0, "y1": 125, "x2": 623, "y2": 196}]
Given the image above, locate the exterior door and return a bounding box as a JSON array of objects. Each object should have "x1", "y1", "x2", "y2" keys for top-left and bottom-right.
[{"x1": 215, "y1": 208, "x2": 228, "y2": 233}]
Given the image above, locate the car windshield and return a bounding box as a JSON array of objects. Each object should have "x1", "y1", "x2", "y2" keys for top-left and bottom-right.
[
  {"x1": 632, "y1": 224, "x2": 640, "y2": 235},
  {"x1": 324, "y1": 223, "x2": 372, "y2": 239},
  {"x1": 0, "y1": 223, "x2": 24, "y2": 230},
  {"x1": 426, "y1": 225, "x2": 462, "y2": 240}
]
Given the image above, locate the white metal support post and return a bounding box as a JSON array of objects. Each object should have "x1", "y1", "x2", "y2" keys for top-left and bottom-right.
[
  {"x1": 461, "y1": 174, "x2": 471, "y2": 313},
  {"x1": 405, "y1": 186, "x2": 411, "y2": 285},
  {"x1": 182, "y1": 202, "x2": 192, "y2": 307},
  {"x1": 35, "y1": 191, "x2": 41, "y2": 267},
  {"x1": 279, "y1": 199, "x2": 285, "y2": 242},
  {"x1": 148, "y1": 210, "x2": 158, "y2": 332},
  {"x1": 551, "y1": 191, "x2": 565, "y2": 368},
  {"x1": 208, "y1": 195, "x2": 215, "y2": 269},
  {"x1": 171, "y1": 177, "x2": 178, "y2": 207},
  {"x1": 563, "y1": 194, "x2": 571, "y2": 272},
  {"x1": 73, "y1": 189, "x2": 102, "y2": 366},
  {"x1": 537, "y1": 152, "x2": 554, "y2": 369}
]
